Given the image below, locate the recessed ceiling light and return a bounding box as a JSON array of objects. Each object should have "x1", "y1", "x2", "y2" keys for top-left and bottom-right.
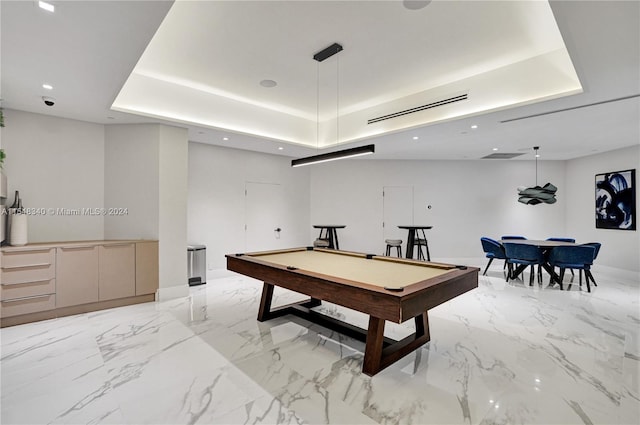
[
  {"x1": 38, "y1": 1, "x2": 55, "y2": 12},
  {"x1": 471, "y1": 125, "x2": 478, "y2": 129},
  {"x1": 492, "y1": 147, "x2": 499, "y2": 151},
  {"x1": 412, "y1": 136, "x2": 419, "y2": 140},
  {"x1": 222, "y1": 137, "x2": 229, "y2": 141},
  {"x1": 42, "y1": 83, "x2": 53, "y2": 90},
  {"x1": 278, "y1": 147, "x2": 284, "y2": 150},
  {"x1": 260, "y1": 79, "x2": 277, "y2": 88}
]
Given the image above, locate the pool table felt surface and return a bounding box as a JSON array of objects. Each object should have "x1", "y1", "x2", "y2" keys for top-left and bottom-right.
[{"x1": 247, "y1": 249, "x2": 455, "y2": 290}]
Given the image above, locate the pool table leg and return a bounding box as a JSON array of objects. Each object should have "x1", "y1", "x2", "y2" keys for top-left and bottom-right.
[
  {"x1": 258, "y1": 283, "x2": 322, "y2": 322},
  {"x1": 257, "y1": 283, "x2": 275, "y2": 321},
  {"x1": 363, "y1": 317, "x2": 386, "y2": 375},
  {"x1": 363, "y1": 312, "x2": 431, "y2": 376}
]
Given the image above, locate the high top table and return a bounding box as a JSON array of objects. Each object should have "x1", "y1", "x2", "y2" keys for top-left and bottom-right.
[
  {"x1": 398, "y1": 225, "x2": 433, "y2": 260},
  {"x1": 313, "y1": 225, "x2": 345, "y2": 250}
]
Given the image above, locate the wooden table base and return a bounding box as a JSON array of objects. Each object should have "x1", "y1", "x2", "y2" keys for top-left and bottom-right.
[{"x1": 257, "y1": 282, "x2": 431, "y2": 376}]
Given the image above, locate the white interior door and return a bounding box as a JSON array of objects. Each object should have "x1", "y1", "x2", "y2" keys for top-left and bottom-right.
[
  {"x1": 383, "y1": 186, "x2": 414, "y2": 242},
  {"x1": 245, "y1": 182, "x2": 286, "y2": 252}
]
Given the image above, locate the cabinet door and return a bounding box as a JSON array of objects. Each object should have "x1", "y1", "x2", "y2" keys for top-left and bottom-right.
[
  {"x1": 136, "y1": 241, "x2": 158, "y2": 296},
  {"x1": 56, "y1": 246, "x2": 99, "y2": 308},
  {"x1": 99, "y1": 244, "x2": 135, "y2": 301}
]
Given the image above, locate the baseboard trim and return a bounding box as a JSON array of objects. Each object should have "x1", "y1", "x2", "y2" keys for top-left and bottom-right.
[
  {"x1": 0, "y1": 294, "x2": 156, "y2": 328},
  {"x1": 157, "y1": 284, "x2": 190, "y2": 301}
]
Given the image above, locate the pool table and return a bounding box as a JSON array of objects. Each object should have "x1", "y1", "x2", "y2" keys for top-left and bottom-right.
[{"x1": 226, "y1": 247, "x2": 478, "y2": 376}]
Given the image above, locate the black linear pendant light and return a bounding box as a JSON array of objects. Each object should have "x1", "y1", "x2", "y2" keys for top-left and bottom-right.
[
  {"x1": 291, "y1": 43, "x2": 375, "y2": 167},
  {"x1": 517, "y1": 146, "x2": 557, "y2": 205}
]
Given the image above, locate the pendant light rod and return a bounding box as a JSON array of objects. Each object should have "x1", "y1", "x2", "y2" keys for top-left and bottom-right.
[
  {"x1": 534, "y1": 146, "x2": 539, "y2": 186},
  {"x1": 292, "y1": 42, "x2": 376, "y2": 167},
  {"x1": 292, "y1": 43, "x2": 375, "y2": 167}
]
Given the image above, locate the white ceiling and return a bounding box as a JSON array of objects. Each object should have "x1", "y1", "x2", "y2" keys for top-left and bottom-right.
[{"x1": 1, "y1": 1, "x2": 638, "y2": 161}]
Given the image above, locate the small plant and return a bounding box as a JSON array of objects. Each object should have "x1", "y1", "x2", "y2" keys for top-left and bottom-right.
[
  {"x1": 0, "y1": 149, "x2": 5, "y2": 169},
  {"x1": 0, "y1": 107, "x2": 4, "y2": 127}
]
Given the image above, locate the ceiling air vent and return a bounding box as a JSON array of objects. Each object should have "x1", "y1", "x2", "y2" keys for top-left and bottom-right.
[
  {"x1": 368, "y1": 93, "x2": 468, "y2": 124},
  {"x1": 481, "y1": 153, "x2": 525, "y2": 159}
]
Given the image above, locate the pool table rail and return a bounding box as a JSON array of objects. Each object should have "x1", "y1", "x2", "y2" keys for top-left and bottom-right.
[{"x1": 226, "y1": 247, "x2": 478, "y2": 324}]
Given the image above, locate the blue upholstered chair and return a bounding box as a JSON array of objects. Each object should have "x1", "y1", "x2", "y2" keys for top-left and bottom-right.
[
  {"x1": 546, "y1": 238, "x2": 576, "y2": 276},
  {"x1": 501, "y1": 235, "x2": 527, "y2": 240},
  {"x1": 504, "y1": 242, "x2": 545, "y2": 286},
  {"x1": 480, "y1": 237, "x2": 508, "y2": 276},
  {"x1": 580, "y1": 242, "x2": 602, "y2": 287},
  {"x1": 547, "y1": 245, "x2": 596, "y2": 292}
]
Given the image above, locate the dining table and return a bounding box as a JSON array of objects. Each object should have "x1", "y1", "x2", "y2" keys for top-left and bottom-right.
[{"x1": 500, "y1": 239, "x2": 578, "y2": 284}]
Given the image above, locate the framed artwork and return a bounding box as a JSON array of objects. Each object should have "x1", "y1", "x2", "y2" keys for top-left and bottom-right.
[{"x1": 595, "y1": 169, "x2": 636, "y2": 230}]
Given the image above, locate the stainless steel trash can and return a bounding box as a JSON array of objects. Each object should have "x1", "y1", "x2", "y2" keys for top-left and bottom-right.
[{"x1": 187, "y1": 245, "x2": 206, "y2": 286}]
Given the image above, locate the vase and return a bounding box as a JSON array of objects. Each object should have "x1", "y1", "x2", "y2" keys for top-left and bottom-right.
[{"x1": 9, "y1": 212, "x2": 27, "y2": 246}]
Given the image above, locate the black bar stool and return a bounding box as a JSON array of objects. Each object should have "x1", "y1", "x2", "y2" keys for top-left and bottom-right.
[{"x1": 415, "y1": 228, "x2": 430, "y2": 261}]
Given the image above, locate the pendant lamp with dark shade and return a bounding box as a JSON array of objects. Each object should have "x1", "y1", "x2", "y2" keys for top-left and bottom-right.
[{"x1": 517, "y1": 146, "x2": 557, "y2": 205}]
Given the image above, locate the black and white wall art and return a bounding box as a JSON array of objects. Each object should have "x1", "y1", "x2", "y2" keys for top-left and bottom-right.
[{"x1": 595, "y1": 169, "x2": 636, "y2": 230}]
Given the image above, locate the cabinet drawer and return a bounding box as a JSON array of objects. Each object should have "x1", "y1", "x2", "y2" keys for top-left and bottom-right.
[
  {"x1": 0, "y1": 294, "x2": 56, "y2": 318},
  {"x1": 1, "y1": 248, "x2": 55, "y2": 269},
  {"x1": 1, "y1": 264, "x2": 56, "y2": 285},
  {"x1": 1, "y1": 279, "x2": 56, "y2": 301},
  {"x1": 1, "y1": 248, "x2": 56, "y2": 286}
]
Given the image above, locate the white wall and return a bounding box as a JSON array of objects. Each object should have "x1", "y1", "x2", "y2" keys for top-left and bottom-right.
[
  {"x1": 158, "y1": 125, "x2": 189, "y2": 296},
  {"x1": 310, "y1": 159, "x2": 567, "y2": 259},
  {"x1": 105, "y1": 123, "x2": 189, "y2": 299},
  {"x1": 1, "y1": 109, "x2": 105, "y2": 242},
  {"x1": 3, "y1": 112, "x2": 191, "y2": 297},
  {"x1": 187, "y1": 143, "x2": 310, "y2": 270},
  {"x1": 566, "y1": 145, "x2": 640, "y2": 272},
  {"x1": 104, "y1": 124, "x2": 159, "y2": 239}
]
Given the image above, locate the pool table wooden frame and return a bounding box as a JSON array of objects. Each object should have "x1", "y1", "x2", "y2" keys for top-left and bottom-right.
[{"x1": 226, "y1": 247, "x2": 478, "y2": 376}]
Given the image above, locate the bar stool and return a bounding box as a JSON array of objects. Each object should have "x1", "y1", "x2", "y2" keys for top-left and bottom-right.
[
  {"x1": 415, "y1": 238, "x2": 431, "y2": 261},
  {"x1": 385, "y1": 239, "x2": 402, "y2": 257}
]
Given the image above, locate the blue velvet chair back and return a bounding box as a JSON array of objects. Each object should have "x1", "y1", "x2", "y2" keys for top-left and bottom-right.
[
  {"x1": 480, "y1": 237, "x2": 506, "y2": 259},
  {"x1": 548, "y1": 246, "x2": 596, "y2": 269},
  {"x1": 501, "y1": 235, "x2": 527, "y2": 240},
  {"x1": 581, "y1": 242, "x2": 601, "y2": 260},
  {"x1": 504, "y1": 243, "x2": 544, "y2": 263}
]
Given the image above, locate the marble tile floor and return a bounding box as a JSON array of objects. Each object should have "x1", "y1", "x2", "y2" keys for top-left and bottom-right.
[{"x1": 1, "y1": 262, "x2": 639, "y2": 425}]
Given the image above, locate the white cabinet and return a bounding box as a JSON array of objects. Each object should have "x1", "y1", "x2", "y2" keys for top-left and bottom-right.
[{"x1": 1, "y1": 240, "x2": 158, "y2": 327}]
